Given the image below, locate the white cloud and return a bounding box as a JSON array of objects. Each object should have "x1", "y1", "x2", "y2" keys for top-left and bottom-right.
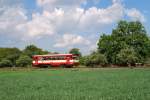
[
  {"x1": 16, "y1": 11, "x2": 56, "y2": 37},
  {"x1": 54, "y1": 33, "x2": 90, "y2": 47},
  {"x1": 0, "y1": 7, "x2": 27, "y2": 33},
  {"x1": 126, "y1": 8, "x2": 145, "y2": 22},
  {"x1": 79, "y1": 3, "x2": 124, "y2": 31},
  {"x1": 0, "y1": 0, "x2": 124, "y2": 37},
  {"x1": 36, "y1": 0, "x2": 124, "y2": 32},
  {"x1": 16, "y1": 1, "x2": 124, "y2": 38},
  {"x1": 37, "y1": 0, "x2": 85, "y2": 6}
]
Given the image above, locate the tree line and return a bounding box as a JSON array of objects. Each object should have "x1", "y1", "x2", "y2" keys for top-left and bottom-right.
[
  {"x1": 0, "y1": 20, "x2": 150, "y2": 68},
  {"x1": 80, "y1": 20, "x2": 150, "y2": 67},
  {"x1": 0, "y1": 45, "x2": 49, "y2": 67}
]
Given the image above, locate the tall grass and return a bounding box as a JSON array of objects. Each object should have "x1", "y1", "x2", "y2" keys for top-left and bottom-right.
[{"x1": 0, "y1": 68, "x2": 150, "y2": 100}]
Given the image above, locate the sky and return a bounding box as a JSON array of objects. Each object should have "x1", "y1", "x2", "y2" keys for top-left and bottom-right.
[{"x1": 0, "y1": 0, "x2": 150, "y2": 55}]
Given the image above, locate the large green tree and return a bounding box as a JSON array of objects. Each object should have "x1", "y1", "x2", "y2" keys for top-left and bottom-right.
[
  {"x1": 0, "y1": 48, "x2": 21, "y2": 66},
  {"x1": 97, "y1": 20, "x2": 150, "y2": 65},
  {"x1": 23, "y1": 45, "x2": 48, "y2": 58}
]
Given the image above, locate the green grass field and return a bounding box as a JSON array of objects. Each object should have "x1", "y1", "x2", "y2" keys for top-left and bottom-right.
[{"x1": 0, "y1": 68, "x2": 150, "y2": 100}]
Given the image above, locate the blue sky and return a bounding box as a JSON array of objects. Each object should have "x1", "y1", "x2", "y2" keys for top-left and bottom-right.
[{"x1": 0, "y1": 0, "x2": 149, "y2": 54}]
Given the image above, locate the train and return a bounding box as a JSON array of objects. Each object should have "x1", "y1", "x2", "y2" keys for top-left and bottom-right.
[{"x1": 32, "y1": 54, "x2": 79, "y2": 67}]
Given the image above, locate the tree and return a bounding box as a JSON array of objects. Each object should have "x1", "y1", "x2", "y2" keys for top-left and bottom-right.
[
  {"x1": 16, "y1": 55, "x2": 32, "y2": 67},
  {"x1": 23, "y1": 45, "x2": 48, "y2": 58},
  {"x1": 97, "y1": 34, "x2": 117, "y2": 63},
  {"x1": 69, "y1": 48, "x2": 82, "y2": 56},
  {"x1": 0, "y1": 59, "x2": 13, "y2": 67},
  {"x1": 97, "y1": 20, "x2": 150, "y2": 65},
  {"x1": 0, "y1": 48, "x2": 21, "y2": 67}
]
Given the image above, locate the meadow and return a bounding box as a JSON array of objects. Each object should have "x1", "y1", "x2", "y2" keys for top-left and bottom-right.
[{"x1": 0, "y1": 68, "x2": 150, "y2": 100}]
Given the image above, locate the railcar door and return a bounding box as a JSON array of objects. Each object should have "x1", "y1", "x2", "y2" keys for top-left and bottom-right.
[
  {"x1": 66, "y1": 56, "x2": 70, "y2": 64},
  {"x1": 35, "y1": 57, "x2": 38, "y2": 65}
]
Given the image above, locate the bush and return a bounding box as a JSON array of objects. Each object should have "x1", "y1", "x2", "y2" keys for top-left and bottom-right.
[
  {"x1": 83, "y1": 56, "x2": 91, "y2": 66},
  {"x1": 0, "y1": 59, "x2": 13, "y2": 67},
  {"x1": 80, "y1": 52, "x2": 107, "y2": 67},
  {"x1": 116, "y1": 47, "x2": 139, "y2": 66},
  {"x1": 16, "y1": 55, "x2": 32, "y2": 67},
  {"x1": 79, "y1": 56, "x2": 88, "y2": 65},
  {"x1": 90, "y1": 52, "x2": 107, "y2": 66}
]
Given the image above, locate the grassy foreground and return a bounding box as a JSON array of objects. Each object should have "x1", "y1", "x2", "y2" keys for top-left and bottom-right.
[{"x1": 0, "y1": 68, "x2": 150, "y2": 100}]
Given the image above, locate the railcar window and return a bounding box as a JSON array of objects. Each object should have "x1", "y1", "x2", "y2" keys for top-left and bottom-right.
[
  {"x1": 34, "y1": 56, "x2": 68, "y2": 60},
  {"x1": 73, "y1": 56, "x2": 79, "y2": 60}
]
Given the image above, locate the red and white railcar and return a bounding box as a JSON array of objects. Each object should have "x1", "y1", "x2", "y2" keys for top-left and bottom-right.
[{"x1": 32, "y1": 54, "x2": 79, "y2": 67}]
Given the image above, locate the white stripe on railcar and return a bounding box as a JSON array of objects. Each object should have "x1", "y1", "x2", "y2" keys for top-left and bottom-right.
[{"x1": 32, "y1": 60, "x2": 79, "y2": 63}]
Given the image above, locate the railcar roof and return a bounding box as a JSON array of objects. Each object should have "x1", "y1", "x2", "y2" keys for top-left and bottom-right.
[{"x1": 33, "y1": 54, "x2": 73, "y2": 57}]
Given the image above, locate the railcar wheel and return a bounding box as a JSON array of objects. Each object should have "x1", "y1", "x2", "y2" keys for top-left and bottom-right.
[{"x1": 65, "y1": 65, "x2": 73, "y2": 68}]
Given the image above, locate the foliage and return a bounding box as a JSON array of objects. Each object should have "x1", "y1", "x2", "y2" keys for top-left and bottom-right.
[
  {"x1": 88, "y1": 52, "x2": 107, "y2": 66},
  {"x1": 23, "y1": 45, "x2": 48, "y2": 58},
  {"x1": 80, "y1": 56, "x2": 91, "y2": 66},
  {"x1": 0, "y1": 45, "x2": 49, "y2": 67},
  {"x1": 0, "y1": 48, "x2": 21, "y2": 66},
  {"x1": 0, "y1": 59, "x2": 13, "y2": 67},
  {"x1": 144, "y1": 57, "x2": 150, "y2": 65},
  {"x1": 16, "y1": 55, "x2": 32, "y2": 67},
  {"x1": 116, "y1": 47, "x2": 139, "y2": 66},
  {"x1": 80, "y1": 52, "x2": 107, "y2": 67},
  {"x1": 97, "y1": 20, "x2": 150, "y2": 65},
  {"x1": 69, "y1": 48, "x2": 82, "y2": 56},
  {"x1": 79, "y1": 56, "x2": 87, "y2": 65}
]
